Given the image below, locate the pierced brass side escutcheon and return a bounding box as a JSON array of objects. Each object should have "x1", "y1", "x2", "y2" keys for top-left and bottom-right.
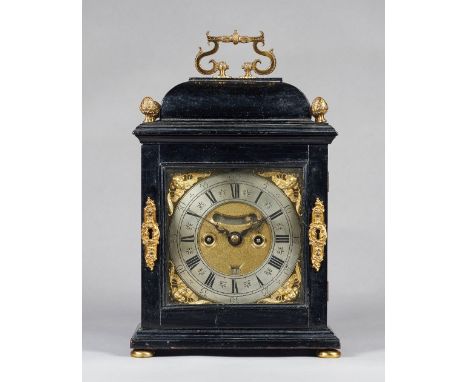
[
  {"x1": 195, "y1": 30, "x2": 276, "y2": 78},
  {"x1": 308, "y1": 198, "x2": 327, "y2": 271},
  {"x1": 141, "y1": 197, "x2": 160, "y2": 271}
]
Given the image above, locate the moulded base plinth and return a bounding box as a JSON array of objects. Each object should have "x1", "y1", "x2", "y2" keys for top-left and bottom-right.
[{"x1": 130, "y1": 325, "x2": 340, "y2": 356}]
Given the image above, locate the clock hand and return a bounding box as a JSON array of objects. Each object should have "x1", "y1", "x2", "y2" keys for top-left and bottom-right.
[
  {"x1": 239, "y1": 215, "x2": 268, "y2": 237},
  {"x1": 197, "y1": 214, "x2": 231, "y2": 237},
  {"x1": 211, "y1": 221, "x2": 230, "y2": 236}
]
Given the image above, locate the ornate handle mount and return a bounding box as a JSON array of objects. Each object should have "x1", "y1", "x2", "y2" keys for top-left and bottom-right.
[
  {"x1": 308, "y1": 198, "x2": 327, "y2": 271},
  {"x1": 195, "y1": 30, "x2": 276, "y2": 78},
  {"x1": 141, "y1": 197, "x2": 160, "y2": 271}
]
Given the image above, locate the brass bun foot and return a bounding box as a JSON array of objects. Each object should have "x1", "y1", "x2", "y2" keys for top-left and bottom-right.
[
  {"x1": 131, "y1": 349, "x2": 155, "y2": 358},
  {"x1": 317, "y1": 349, "x2": 341, "y2": 358}
]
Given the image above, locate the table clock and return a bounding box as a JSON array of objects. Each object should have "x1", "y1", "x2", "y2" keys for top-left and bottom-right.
[{"x1": 130, "y1": 31, "x2": 341, "y2": 358}]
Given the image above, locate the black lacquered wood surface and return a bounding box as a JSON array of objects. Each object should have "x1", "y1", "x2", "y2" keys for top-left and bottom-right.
[{"x1": 131, "y1": 78, "x2": 340, "y2": 353}]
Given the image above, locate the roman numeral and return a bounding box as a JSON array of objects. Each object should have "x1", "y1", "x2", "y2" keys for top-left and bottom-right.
[
  {"x1": 185, "y1": 255, "x2": 200, "y2": 270},
  {"x1": 205, "y1": 190, "x2": 217, "y2": 204},
  {"x1": 254, "y1": 191, "x2": 263, "y2": 204},
  {"x1": 256, "y1": 275, "x2": 264, "y2": 287},
  {"x1": 231, "y1": 279, "x2": 239, "y2": 294},
  {"x1": 269, "y1": 209, "x2": 283, "y2": 220},
  {"x1": 230, "y1": 183, "x2": 240, "y2": 198},
  {"x1": 186, "y1": 210, "x2": 202, "y2": 219},
  {"x1": 275, "y1": 235, "x2": 290, "y2": 243},
  {"x1": 268, "y1": 255, "x2": 284, "y2": 270},
  {"x1": 204, "y1": 272, "x2": 216, "y2": 288},
  {"x1": 180, "y1": 235, "x2": 195, "y2": 242}
]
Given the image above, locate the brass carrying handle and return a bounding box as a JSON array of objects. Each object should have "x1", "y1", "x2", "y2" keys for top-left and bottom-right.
[{"x1": 195, "y1": 30, "x2": 276, "y2": 78}]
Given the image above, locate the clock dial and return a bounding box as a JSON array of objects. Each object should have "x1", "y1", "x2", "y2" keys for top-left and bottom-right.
[{"x1": 169, "y1": 172, "x2": 302, "y2": 304}]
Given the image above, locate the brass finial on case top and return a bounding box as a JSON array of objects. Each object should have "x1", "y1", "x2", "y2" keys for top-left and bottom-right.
[
  {"x1": 139, "y1": 96, "x2": 161, "y2": 123},
  {"x1": 311, "y1": 97, "x2": 328, "y2": 123}
]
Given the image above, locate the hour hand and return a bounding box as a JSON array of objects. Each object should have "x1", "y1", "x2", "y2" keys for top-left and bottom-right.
[
  {"x1": 205, "y1": 218, "x2": 230, "y2": 236},
  {"x1": 191, "y1": 212, "x2": 230, "y2": 236},
  {"x1": 239, "y1": 216, "x2": 267, "y2": 237}
]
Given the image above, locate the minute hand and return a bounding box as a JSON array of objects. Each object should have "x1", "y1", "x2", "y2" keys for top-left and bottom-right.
[
  {"x1": 189, "y1": 210, "x2": 230, "y2": 235},
  {"x1": 239, "y1": 216, "x2": 268, "y2": 237},
  {"x1": 199, "y1": 214, "x2": 231, "y2": 237}
]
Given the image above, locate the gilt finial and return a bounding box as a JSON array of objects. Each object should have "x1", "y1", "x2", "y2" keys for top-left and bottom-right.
[
  {"x1": 311, "y1": 97, "x2": 328, "y2": 123},
  {"x1": 139, "y1": 96, "x2": 161, "y2": 123}
]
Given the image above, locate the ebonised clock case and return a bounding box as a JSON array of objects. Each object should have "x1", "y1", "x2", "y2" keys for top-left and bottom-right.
[{"x1": 131, "y1": 78, "x2": 340, "y2": 354}]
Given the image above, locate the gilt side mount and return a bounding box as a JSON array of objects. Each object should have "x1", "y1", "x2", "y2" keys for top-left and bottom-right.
[
  {"x1": 308, "y1": 198, "x2": 327, "y2": 272},
  {"x1": 195, "y1": 30, "x2": 276, "y2": 78},
  {"x1": 141, "y1": 197, "x2": 160, "y2": 271}
]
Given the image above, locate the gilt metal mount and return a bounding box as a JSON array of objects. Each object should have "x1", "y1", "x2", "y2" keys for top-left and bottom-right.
[
  {"x1": 311, "y1": 97, "x2": 328, "y2": 123},
  {"x1": 257, "y1": 263, "x2": 302, "y2": 304},
  {"x1": 139, "y1": 96, "x2": 160, "y2": 123},
  {"x1": 195, "y1": 30, "x2": 276, "y2": 78},
  {"x1": 141, "y1": 197, "x2": 160, "y2": 271},
  {"x1": 167, "y1": 172, "x2": 211, "y2": 216},
  {"x1": 169, "y1": 262, "x2": 212, "y2": 304},
  {"x1": 308, "y1": 198, "x2": 327, "y2": 271},
  {"x1": 258, "y1": 171, "x2": 302, "y2": 215}
]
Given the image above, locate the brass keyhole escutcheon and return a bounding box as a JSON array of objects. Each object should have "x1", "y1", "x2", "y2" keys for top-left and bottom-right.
[
  {"x1": 141, "y1": 197, "x2": 160, "y2": 271},
  {"x1": 308, "y1": 198, "x2": 327, "y2": 272}
]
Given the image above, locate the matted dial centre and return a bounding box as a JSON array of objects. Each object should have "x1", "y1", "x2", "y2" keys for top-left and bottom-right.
[{"x1": 198, "y1": 202, "x2": 272, "y2": 276}]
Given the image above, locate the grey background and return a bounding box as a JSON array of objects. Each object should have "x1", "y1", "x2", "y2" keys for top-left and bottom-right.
[{"x1": 83, "y1": 0, "x2": 384, "y2": 380}]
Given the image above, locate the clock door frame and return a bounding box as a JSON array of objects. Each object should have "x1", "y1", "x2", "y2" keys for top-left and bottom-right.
[{"x1": 139, "y1": 142, "x2": 329, "y2": 329}]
